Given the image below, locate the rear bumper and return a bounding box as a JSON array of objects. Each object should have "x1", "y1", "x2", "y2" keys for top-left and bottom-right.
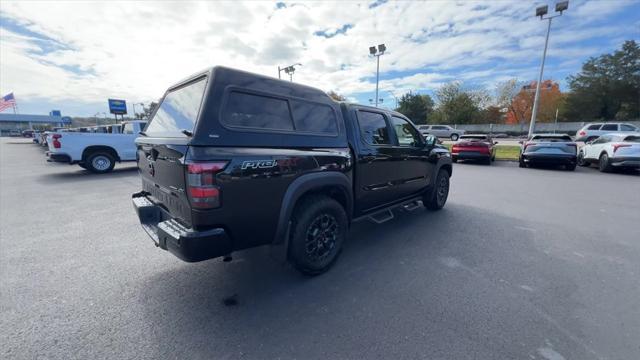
[
  {"x1": 46, "y1": 152, "x2": 73, "y2": 164},
  {"x1": 611, "y1": 156, "x2": 640, "y2": 168},
  {"x1": 522, "y1": 153, "x2": 576, "y2": 165},
  {"x1": 451, "y1": 151, "x2": 491, "y2": 160},
  {"x1": 132, "y1": 191, "x2": 232, "y2": 262}
]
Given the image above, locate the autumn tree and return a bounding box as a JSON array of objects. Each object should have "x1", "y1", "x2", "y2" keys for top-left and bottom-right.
[
  {"x1": 327, "y1": 91, "x2": 347, "y2": 101},
  {"x1": 505, "y1": 80, "x2": 562, "y2": 126},
  {"x1": 395, "y1": 91, "x2": 434, "y2": 124}
]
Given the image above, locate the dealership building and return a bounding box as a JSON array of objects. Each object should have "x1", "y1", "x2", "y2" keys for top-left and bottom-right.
[{"x1": 0, "y1": 112, "x2": 72, "y2": 134}]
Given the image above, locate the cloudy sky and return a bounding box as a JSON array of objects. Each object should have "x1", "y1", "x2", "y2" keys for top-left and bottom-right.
[{"x1": 1, "y1": 0, "x2": 639, "y2": 117}]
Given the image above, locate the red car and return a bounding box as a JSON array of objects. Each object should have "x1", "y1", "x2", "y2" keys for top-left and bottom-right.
[{"x1": 451, "y1": 134, "x2": 497, "y2": 165}]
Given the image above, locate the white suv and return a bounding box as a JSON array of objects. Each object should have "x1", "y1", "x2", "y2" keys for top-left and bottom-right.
[
  {"x1": 575, "y1": 122, "x2": 639, "y2": 142},
  {"x1": 418, "y1": 125, "x2": 465, "y2": 141},
  {"x1": 578, "y1": 133, "x2": 640, "y2": 172}
]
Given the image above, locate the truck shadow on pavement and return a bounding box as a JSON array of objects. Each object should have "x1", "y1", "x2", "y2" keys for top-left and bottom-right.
[
  {"x1": 137, "y1": 204, "x2": 595, "y2": 359},
  {"x1": 35, "y1": 165, "x2": 138, "y2": 184}
]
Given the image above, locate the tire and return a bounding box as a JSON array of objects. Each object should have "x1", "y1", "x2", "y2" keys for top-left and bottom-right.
[
  {"x1": 289, "y1": 195, "x2": 348, "y2": 276},
  {"x1": 484, "y1": 157, "x2": 492, "y2": 165},
  {"x1": 577, "y1": 151, "x2": 589, "y2": 167},
  {"x1": 565, "y1": 163, "x2": 576, "y2": 171},
  {"x1": 86, "y1": 152, "x2": 115, "y2": 173},
  {"x1": 450, "y1": 134, "x2": 459, "y2": 141},
  {"x1": 519, "y1": 157, "x2": 527, "y2": 168},
  {"x1": 598, "y1": 153, "x2": 613, "y2": 173},
  {"x1": 452, "y1": 157, "x2": 458, "y2": 163},
  {"x1": 424, "y1": 170, "x2": 450, "y2": 211}
]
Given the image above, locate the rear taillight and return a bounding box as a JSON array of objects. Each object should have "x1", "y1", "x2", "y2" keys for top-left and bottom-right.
[
  {"x1": 613, "y1": 144, "x2": 631, "y2": 153},
  {"x1": 186, "y1": 162, "x2": 227, "y2": 209},
  {"x1": 52, "y1": 134, "x2": 62, "y2": 148},
  {"x1": 578, "y1": 130, "x2": 586, "y2": 136}
]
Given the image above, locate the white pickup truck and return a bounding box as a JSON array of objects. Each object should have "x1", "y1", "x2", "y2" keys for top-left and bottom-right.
[{"x1": 46, "y1": 121, "x2": 147, "y2": 173}]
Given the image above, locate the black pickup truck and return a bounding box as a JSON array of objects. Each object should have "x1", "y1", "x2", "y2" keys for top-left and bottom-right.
[{"x1": 133, "y1": 66, "x2": 452, "y2": 275}]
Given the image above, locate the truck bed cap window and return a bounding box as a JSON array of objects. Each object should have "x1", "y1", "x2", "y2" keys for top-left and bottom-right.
[{"x1": 145, "y1": 77, "x2": 207, "y2": 137}]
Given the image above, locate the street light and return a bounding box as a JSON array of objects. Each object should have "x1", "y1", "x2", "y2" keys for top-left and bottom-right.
[
  {"x1": 528, "y1": 1, "x2": 568, "y2": 138},
  {"x1": 369, "y1": 43, "x2": 387, "y2": 107},
  {"x1": 278, "y1": 63, "x2": 302, "y2": 82},
  {"x1": 387, "y1": 90, "x2": 399, "y2": 109}
]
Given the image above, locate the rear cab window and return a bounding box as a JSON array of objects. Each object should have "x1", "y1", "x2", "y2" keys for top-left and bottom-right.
[
  {"x1": 221, "y1": 90, "x2": 338, "y2": 135},
  {"x1": 144, "y1": 77, "x2": 208, "y2": 137}
]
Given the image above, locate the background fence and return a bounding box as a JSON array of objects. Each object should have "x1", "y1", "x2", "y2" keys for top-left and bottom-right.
[{"x1": 454, "y1": 121, "x2": 640, "y2": 135}]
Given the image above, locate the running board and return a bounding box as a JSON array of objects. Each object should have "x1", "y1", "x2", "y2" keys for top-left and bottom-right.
[
  {"x1": 402, "y1": 201, "x2": 421, "y2": 212},
  {"x1": 368, "y1": 209, "x2": 394, "y2": 224}
]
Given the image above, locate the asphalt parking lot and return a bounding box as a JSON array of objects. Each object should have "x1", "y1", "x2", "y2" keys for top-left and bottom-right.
[{"x1": 1, "y1": 137, "x2": 639, "y2": 360}]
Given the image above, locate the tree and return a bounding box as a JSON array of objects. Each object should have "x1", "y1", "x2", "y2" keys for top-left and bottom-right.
[
  {"x1": 504, "y1": 80, "x2": 562, "y2": 126},
  {"x1": 327, "y1": 91, "x2": 347, "y2": 101},
  {"x1": 143, "y1": 102, "x2": 158, "y2": 119},
  {"x1": 495, "y1": 79, "x2": 521, "y2": 124},
  {"x1": 563, "y1": 40, "x2": 640, "y2": 121},
  {"x1": 432, "y1": 82, "x2": 487, "y2": 125},
  {"x1": 395, "y1": 91, "x2": 434, "y2": 124}
]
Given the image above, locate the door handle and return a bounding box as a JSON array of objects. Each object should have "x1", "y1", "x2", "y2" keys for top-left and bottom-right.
[{"x1": 362, "y1": 154, "x2": 376, "y2": 162}]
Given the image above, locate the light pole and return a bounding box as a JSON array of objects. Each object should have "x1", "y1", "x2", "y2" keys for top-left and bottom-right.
[
  {"x1": 278, "y1": 63, "x2": 302, "y2": 82},
  {"x1": 528, "y1": 1, "x2": 568, "y2": 138},
  {"x1": 368, "y1": 44, "x2": 386, "y2": 107},
  {"x1": 387, "y1": 90, "x2": 398, "y2": 109}
]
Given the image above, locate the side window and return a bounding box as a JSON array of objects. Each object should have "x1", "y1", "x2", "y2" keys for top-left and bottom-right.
[
  {"x1": 587, "y1": 124, "x2": 602, "y2": 130},
  {"x1": 432, "y1": 125, "x2": 445, "y2": 130},
  {"x1": 601, "y1": 124, "x2": 618, "y2": 131},
  {"x1": 620, "y1": 124, "x2": 636, "y2": 131},
  {"x1": 358, "y1": 111, "x2": 391, "y2": 145},
  {"x1": 123, "y1": 123, "x2": 134, "y2": 134},
  {"x1": 222, "y1": 91, "x2": 293, "y2": 131},
  {"x1": 290, "y1": 101, "x2": 338, "y2": 135},
  {"x1": 391, "y1": 116, "x2": 421, "y2": 147}
]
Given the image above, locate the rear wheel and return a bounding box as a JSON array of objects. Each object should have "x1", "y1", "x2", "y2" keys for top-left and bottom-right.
[
  {"x1": 450, "y1": 134, "x2": 459, "y2": 141},
  {"x1": 565, "y1": 163, "x2": 576, "y2": 171},
  {"x1": 424, "y1": 170, "x2": 449, "y2": 211},
  {"x1": 289, "y1": 195, "x2": 347, "y2": 276},
  {"x1": 598, "y1": 153, "x2": 612, "y2": 173},
  {"x1": 86, "y1": 152, "x2": 115, "y2": 173}
]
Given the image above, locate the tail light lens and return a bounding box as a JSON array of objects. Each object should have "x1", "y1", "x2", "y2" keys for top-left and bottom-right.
[
  {"x1": 613, "y1": 144, "x2": 631, "y2": 153},
  {"x1": 52, "y1": 134, "x2": 62, "y2": 148},
  {"x1": 186, "y1": 162, "x2": 227, "y2": 209},
  {"x1": 579, "y1": 130, "x2": 586, "y2": 136}
]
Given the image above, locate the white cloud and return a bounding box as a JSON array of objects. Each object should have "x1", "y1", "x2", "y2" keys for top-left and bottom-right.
[{"x1": 0, "y1": 0, "x2": 637, "y2": 115}]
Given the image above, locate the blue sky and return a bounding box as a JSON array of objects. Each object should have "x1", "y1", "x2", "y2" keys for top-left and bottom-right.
[{"x1": 1, "y1": 0, "x2": 639, "y2": 117}]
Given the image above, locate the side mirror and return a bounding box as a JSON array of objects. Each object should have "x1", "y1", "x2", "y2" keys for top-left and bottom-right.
[{"x1": 424, "y1": 134, "x2": 438, "y2": 147}]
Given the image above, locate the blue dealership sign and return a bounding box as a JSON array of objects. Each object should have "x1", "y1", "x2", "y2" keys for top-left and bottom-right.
[{"x1": 108, "y1": 99, "x2": 127, "y2": 115}]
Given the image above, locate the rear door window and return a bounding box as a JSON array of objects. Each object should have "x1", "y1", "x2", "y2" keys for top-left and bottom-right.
[
  {"x1": 601, "y1": 124, "x2": 618, "y2": 131},
  {"x1": 222, "y1": 91, "x2": 293, "y2": 131},
  {"x1": 358, "y1": 111, "x2": 391, "y2": 145},
  {"x1": 145, "y1": 77, "x2": 207, "y2": 137}
]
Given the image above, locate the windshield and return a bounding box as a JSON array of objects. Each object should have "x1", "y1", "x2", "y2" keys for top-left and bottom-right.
[{"x1": 144, "y1": 77, "x2": 207, "y2": 137}]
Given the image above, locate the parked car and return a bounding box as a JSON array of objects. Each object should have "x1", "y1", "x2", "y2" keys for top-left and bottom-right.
[
  {"x1": 451, "y1": 134, "x2": 497, "y2": 164},
  {"x1": 418, "y1": 125, "x2": 465, "y2": 141},
  {"x1": 22, "y1": 130, "x2": 34, "y2": 138},
  {"x1": 519, "y1": 134, "x2": 577, "y2": 170},
  {"x1": 132, "y1": 66, "x2": 453, "y2": 275},
  {"x1": 578, "y1": 133, "x2": 640, "y2": 172},
  {"x1": 574, "y1": 122, "x2": 639, "y2": 142},
  {"x1": 45, "y1": 120, "x2": 147, "y2": 173}
]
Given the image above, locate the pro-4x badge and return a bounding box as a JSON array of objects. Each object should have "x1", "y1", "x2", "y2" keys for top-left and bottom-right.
[{"x1": 241, "y1": 160, "x2": 277, "y2": 170}]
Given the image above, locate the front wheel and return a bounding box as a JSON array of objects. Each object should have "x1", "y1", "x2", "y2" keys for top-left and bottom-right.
[
  {"x1": 577, "y1": 151, "x2": 589, "y2": 167},
  {"x1": 519, "y1": 157, "x2": 527, "y2": 168},
  {"x1": 424, "y1": 170, "x2": 450, "y2": 211},
  {"x1": 450, "y1": 134, "x2": 459, "y2": 141},
  {"x1": 289, "y1": 195, "x2": 347, "y2": 276},
  {"x1": 86, "y1": 152, "x2": 115, "y2": 173}
]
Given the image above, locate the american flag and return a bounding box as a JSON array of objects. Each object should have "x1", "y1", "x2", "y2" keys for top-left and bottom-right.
[{"x1": 0, "y1": 93, "x2": 17, "y2": 112}]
